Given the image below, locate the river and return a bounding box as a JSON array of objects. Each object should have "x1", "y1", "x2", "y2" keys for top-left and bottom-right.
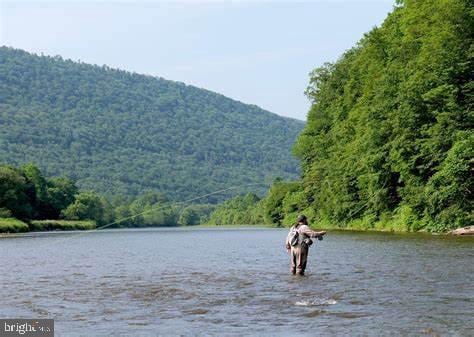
[{"x1": 1, "y1": 227, "x2": 472, "y2": 336}]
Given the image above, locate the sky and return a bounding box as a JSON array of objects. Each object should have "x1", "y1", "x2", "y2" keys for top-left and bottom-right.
[{"x1": 1, "y1": 0, "x2": 395, "y2": 121}]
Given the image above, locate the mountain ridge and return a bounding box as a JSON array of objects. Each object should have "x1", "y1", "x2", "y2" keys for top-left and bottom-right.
[{"x1": 0, "y1": 46, "x2": 305, "y2": 202}]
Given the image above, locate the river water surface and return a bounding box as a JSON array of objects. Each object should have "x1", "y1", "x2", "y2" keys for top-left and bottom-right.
[{"x1": 1, "y1": 227, "x2": 473, "y2": 336}]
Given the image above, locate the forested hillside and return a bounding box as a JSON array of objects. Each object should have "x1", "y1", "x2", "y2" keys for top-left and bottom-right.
[
  {"x1": 210, "y1": 0, "x2": 473, "y2": 232},
  {"x1": 291, "y1": 0, "x2": 473, "y2": 232},
  {"x1": 0, "y1": 47, "x2": 304, "y2": 201}
]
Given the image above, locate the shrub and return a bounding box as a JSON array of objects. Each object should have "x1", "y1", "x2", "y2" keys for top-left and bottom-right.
[{"x1": 0, "y1": 218, "x2": 29, "y2": 233}]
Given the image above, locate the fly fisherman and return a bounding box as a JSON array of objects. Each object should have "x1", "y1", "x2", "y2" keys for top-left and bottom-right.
[{"x1": 285, "y1": 214, "x2": 326, "y2": 276}]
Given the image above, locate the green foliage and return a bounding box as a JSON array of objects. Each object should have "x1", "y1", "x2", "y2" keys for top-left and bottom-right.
[
  {"x1": 0, "y1": 162, "x2": 221, "y2": 229},
  {"x1": 29, "y1": 220, "x2": 96, "y2": 231},
  {"x1": 0, "y1": 47, "x2": 304, "y2": 202},
  {"x1": 18, "y1": 163, "x2": 79, "y2": 219},
  {"x1": 207, "y1": 193, "x2": 265, "y2": 225},
  {"x1": 178, "y1": 204, "x2": 216, "y2": 226},
  {"x1": 0, "y1": 162, "x2": 109, "y2": 229},
  {"x1": 0, "y1": 208, "x2": 12, "y2": 218},
  {"x1": 0, "y1": 218, "x2": 29, "y2": 233},
  {"x1": 178, "y1": 207, "x2": 201, "y2": 226},
  {"x1": 0, "y1": 165, "x2": 33, "y2": 219},
  {"x1": 21, "y1": 163, "x2": 48, "y2": 217},
  {"x1": 263, "y1": 180, "x2": 300, "y2": 226},
  {"x1": 130, "y1": 192, "x2": 177, "y2": 227},
  {"x1": 62, "y1": 191, "x2": 108, "y2": 225},
  {"x1": 45, "y1": 177, "x2": 78, "y2": 219},
  {"x1": 112, "y1": 204, "x2": 134, "y2": 228},
  {"x1": 423, "y1": 135, "x2": 474, "y2": 232},
  {"x1": 281, "y1": 0, "x2": 472, "y2": 232},
  {"x1": 0, "y1": 162, "x2": 223, "y2": 230}
]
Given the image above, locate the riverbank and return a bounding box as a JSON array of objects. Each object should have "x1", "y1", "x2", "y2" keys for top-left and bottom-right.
[
  {"x1": 2, "y1": 216, "x2": 469, "y2": 237},
  {"x1": 309, "y1": 219, "x2": 474, "y2": 236},
  {"x1": 0, "y1": 218, "x2": 96, "y2": 234},
  {"x1": 203, "y1": 222, "x2": 474, "y2": 236}
]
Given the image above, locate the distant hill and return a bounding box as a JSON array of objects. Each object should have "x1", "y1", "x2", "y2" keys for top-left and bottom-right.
[{"x1": 0, "y1": 47, "x2": 304, "y2": 202}]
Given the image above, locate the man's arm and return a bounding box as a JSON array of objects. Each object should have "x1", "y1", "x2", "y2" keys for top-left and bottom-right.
[{"x1": 299, "y1": 225, "x2": 326, "y2": 238}]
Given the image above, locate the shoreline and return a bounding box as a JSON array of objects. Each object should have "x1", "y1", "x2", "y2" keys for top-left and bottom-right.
[{"x1": 1, "y1": 223, "x2": 472, "y2": 239}]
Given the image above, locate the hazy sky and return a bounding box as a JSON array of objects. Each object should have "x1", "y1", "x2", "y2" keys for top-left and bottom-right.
[{"x1": 1, "y1": 0, "x2": 394, "y2": 120}]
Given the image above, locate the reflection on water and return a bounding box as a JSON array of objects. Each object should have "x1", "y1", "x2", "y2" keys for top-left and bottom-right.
[{"x1": 1, "y1": 228, "x2": 473, "y2": 336}]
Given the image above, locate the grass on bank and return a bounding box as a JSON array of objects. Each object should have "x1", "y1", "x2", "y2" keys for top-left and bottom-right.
[
  {"x1": 29, "y1": 220, "x2": 96, "y2": 231},
  {"x1": 0, "y1": 218, "x2": 29, "y2": 233}
]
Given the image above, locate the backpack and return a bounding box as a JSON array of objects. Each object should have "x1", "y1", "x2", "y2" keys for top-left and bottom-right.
[{"x1": 288, "y1": 225, "x2": 300, "y2": 247}]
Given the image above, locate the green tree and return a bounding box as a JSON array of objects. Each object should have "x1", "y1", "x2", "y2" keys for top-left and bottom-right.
[
  {"x1": 128, "y1": 192, "x2": 178, "y2": 227},
  {"x1": 0, "y1": 165, "x2": 33, "y2": 219},
  {"x1": 62, "y1": 191, "x2": 106, "y2": 224},
  {"x1": 178, "y1": 207, "x2": 201, "y2": 226},
  {"x1": 113, "y1": 204, "x2": 133, "y2": 228},
  {"x1": 45, "y1": 177, "x2": 78, "y2": 219},
  {"x1": 423, "y1": 135, "x2": 473, "y2": 231},
  {"x1": 271, "y1": 0, "x2": 472, "y2": 232},
  {"x1": 263, "y1": 181, "x2": 300, "y2": 226},
  {"x1": 178, "y1": 204, "x2": 216, "y2": 226},
  {"x1": 21, "y1": 164, "x2": 48, "y2": 204},
  {"x1": 207, "y1": 193, "x2": 264, "y2": 226}
]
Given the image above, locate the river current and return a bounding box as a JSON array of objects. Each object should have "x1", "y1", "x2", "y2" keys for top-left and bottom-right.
[{"x1": 1, "y1": 227, "x2": 472, "y2": 336}]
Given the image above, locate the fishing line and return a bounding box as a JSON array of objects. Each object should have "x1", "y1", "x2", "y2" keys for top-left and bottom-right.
[{"x1": 40, "y1": 182, "x2": 270, "y2": 247}]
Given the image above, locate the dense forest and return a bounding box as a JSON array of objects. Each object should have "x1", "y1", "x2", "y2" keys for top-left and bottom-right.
[
  {"x1": 1, "y1": 0, "x2": 472, "y2": 233},
  {"x1": 210, "y1": 0, "x2": 473, "y2": 232},
  {"x1": 0, "y1": 47, "x2": 304, "y2": 202},
  {"x1": 206, "y1": 193, "x2": 264, "y2": 226},
  {"x1": 0, "y1": 163, "x2": 217, "y2": 232}
]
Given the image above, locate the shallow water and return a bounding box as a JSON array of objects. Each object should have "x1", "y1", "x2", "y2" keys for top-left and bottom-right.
[{"x1": 1, "y1": 227, "x2": 473, "y2": 336}]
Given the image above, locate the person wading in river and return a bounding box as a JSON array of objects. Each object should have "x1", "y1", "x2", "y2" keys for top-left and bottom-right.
[{"x1": 285, "y1": 215, "x2": 326, "y2": 276}]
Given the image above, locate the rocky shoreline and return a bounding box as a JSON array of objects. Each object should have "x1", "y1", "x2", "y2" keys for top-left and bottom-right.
[{"x1": 448, "y1": 226, "x2": 474, "y2": 236}]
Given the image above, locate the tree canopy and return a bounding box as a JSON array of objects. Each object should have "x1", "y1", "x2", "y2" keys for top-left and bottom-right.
[
  {"x1": 288, "y1": 0, "x2": 473, "y2": 231},
  {"x1": 207, "y1": 0, "x2": 473, "y2": 232},
  {"x1": 0, "y1": 162, "x2": 215, "y2": 231},
  {"x1": 0, "y1": 163, "x2": 77, "y2": 221},
  {"x1": 0, "y1": 47, "x2": 304, "y2": 202}
]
